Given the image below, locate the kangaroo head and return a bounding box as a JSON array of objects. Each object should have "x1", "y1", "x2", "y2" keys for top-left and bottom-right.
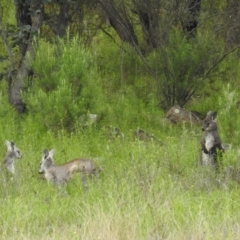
[
  {"x1": 5, "y1": 140, "x2": 22, "y2": 159},
  {"x1": 203, "y1": 111, "x2": 217, "y2": 123},
  {"x1": 38, "y1": 149, "x2": 55, "y2": 174},
  {"x1": 202, "y1": 120, "x2": 218, "y2": 132}
]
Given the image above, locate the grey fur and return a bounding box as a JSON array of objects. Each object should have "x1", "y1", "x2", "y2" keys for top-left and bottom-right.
[
  {"x1": 201, "y1": 119, "x2": 223, "y2": 168},
  {"x1": 2, "y1": 140, "x2": 22, "y2": 174},
  {"x1": 38, "y1": 149, "x2": 102, "y2": 187}
]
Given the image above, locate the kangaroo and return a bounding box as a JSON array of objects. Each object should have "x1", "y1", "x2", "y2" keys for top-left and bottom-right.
[
  {"x1": 203, "y1": 110, "x2": 217, "y2": 123},
  {"x1": 201, "y1": 116, "x2": 224, "y2": 168},
  {"x1": 133, "y1": 128, "x2": 163, "y2": 144},
  {"x1": 2, "y1": 140, "x2": 22, "y2": 174},
  {"x1": 38, "y1": 149, "x2": 102, "y2": 187}
]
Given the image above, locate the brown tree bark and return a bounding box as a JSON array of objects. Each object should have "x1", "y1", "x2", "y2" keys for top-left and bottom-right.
[
  {"x1": 133, "y1": 0, "x2": 160, "y2": 49},
  {"x1": 99, "y1": 0, "x2": 138, "y2": 47},
  {"x1": 56, "y1": 2, "x2": 70, "y2": 37},
  {"x1": 225, "y1": 0, "x2": 240, "y2": 50},
  {"x1": 14, "y1": 0, "x2": 32, "y2": 60},
  {"x1": 182, "y1": 0, "x2": 201, "y2": 38},
  {"x1": 9, "y1": 2, "x2": 43, "y2": 114}
]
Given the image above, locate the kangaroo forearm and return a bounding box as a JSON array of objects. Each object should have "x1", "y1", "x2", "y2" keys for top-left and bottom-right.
[
  {"x1": 208, "y1": 144, "x2": 224, "y2": 154},
  {"x1": 213, "y1": 142, "x2": 224, "y2": 151},
  {"x1": 201, "y1": 141, "x2": 208, "y2": 153}
]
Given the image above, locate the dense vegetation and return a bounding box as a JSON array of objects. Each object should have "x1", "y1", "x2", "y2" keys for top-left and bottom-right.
[{"x1": 1, "y1": 1, "x2": 240, "y2": 239}]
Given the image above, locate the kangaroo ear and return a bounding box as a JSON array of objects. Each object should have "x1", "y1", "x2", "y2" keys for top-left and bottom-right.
[
  {"x1": 5, "y1": 140, "x2": 12, "y2": 150},
  {"x1": 212, "y1": 111, "x2": 217, "y2": 120},
  {"x1": 49, "y1": 149, "x2": 55, "y2": 158},
  {"x1": 10, "y1": 141, "x2": 15, "y2": 148},
  {"x1": 43, "y1": 149, "x2": 49, "y2": 158}
]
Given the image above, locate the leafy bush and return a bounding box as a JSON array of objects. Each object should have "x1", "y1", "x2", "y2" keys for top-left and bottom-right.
[
  {"x1": 217, "y1": 84, "x2": 240, "y2": 146},
  {"x1": 23, "y1": 37, "x2": 105, "y2": 132},
  {"x1": 148, "y1": 29, "x2": 223, "y2": 109}
]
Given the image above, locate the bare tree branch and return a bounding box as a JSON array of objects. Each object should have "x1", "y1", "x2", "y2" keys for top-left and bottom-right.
[{"x1": 204, "y1": 44, "x2": 240, "y2": 78}]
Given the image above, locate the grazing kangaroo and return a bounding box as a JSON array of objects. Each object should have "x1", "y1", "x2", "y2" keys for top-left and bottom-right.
[
  {"x1": 38, "y1": 149, "x2": 102, "y2": 187},
  {"x1": 2, "y1": 140, "x2": 22, "y2": 174},
  {"x1": 201, "y1": 113, "x2": 224, "y2": 168},
  {"x1": 133, "y1": 128, "x2": 163, "y2": 144}
]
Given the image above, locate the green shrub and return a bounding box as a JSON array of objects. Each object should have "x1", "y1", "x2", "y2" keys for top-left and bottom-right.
[
  {"x1": 217, "y1": 84, "x2": 240, "y2": 146},
  {"x1": 148, "y1": 28, "x2": 223, "y2": 109},
  {"x1": 23, "y1": 37, "x2": 105, "y2": 132}
]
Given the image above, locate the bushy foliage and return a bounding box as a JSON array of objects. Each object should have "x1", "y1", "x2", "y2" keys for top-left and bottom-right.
[
  {"x1": 23, "y1": 37, "x2": 105, "y2": 132},
  {"x1": 217, "y1": 84, "x2": 240, "y2": 146},
  {"x1": 1, "y1": 97, "x2": 240, "y2": 240},
  {"x1": 101, "y1": 87, "x2": 163, "y2": 131},
  {"x1": 0, "y1": 82, "x2": 21, "y2": 142},
  {"x1": 92, "y1": 33, "x2": 157, "y2": 99},
  {"x1": 148, "y1": 29, "x2": 223, "y2": 109}
]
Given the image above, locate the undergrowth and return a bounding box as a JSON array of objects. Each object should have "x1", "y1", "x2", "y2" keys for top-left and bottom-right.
[{"x1": 0, "y1": 90, "x2": 240, "y2": 239}]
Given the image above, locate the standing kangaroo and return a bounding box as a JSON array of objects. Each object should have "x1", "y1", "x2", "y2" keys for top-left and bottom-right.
[
  {"x1": 38, "y1": 149, "x2": 102, "y2": 187},
  {"x1": 2, "y1": 140, "x2": 22, "y2": 174},
  {"x1": 201, "y1": 111, "x2": 224, "y2": 168}
]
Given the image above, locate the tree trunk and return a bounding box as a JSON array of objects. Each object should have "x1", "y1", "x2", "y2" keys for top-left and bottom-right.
[
  {"x1": 56, "y1": 2, "x2": 70, "y2": 37},
  {"x1": 182, "y1": 0, "x2": 201, "y2": 38},
  {"x1": 225, "y1": 0, "x2": 240, "y2": 50},
  {"x1": 14, "y1": 0, "x2": 32, "y2": 60},
  {"x1": 99, "y1": 0, "x2": 138, "y2": 47},
  {"x1": 10, "y1": 2, "x2": 43, "y2": 114},
  {"x1": 133, "y1": 0, "x2": 161, "y2": 49}
]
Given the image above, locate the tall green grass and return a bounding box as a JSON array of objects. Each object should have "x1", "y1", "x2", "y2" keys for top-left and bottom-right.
[
  {"x1": 0, "y1": 99, "x2": 240, "y2": 239},
  {"x1": 1, "y1": 29, "x2": 240, "y2": 240}
]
